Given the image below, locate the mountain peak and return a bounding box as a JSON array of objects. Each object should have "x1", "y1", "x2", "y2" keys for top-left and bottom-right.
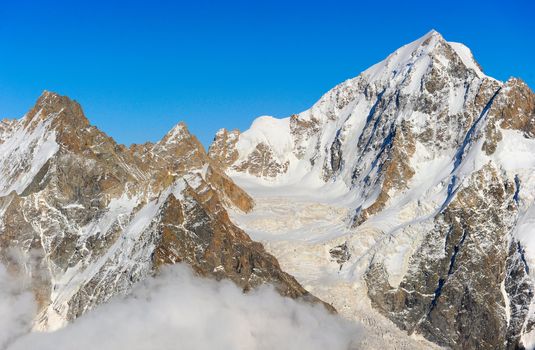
[
  {"x1": 362, "y1": 30, "x2": 485, "y2": 85},
  {"x1": 154, "y1": 121, "x2": 209, "y2": 169},
  {"x1": 35, "y1": 90, "x2": 77, "y2": 112},
  {"x1": 160, "y1": 121, "x2": 192, "y2": 145},
  {"x1": 25, "y1": 90, "x2": 90, "y2": 129},
  {"x1": 419, "y1": 29, "x2": 444, "y2": 43},
  {"x1": 413, "y1": 30, "x2": 485, "y2": 77},
  {"x1": 206, "y1": 31, "x2": 535, "y2": 350}
]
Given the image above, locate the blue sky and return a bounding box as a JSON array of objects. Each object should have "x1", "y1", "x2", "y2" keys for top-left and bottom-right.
[{"x1": 0, "y1": 0, "x2": 533, "y2": 147}]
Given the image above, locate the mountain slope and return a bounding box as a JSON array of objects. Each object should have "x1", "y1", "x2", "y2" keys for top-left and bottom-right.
[
  {"x1": 0, "y1": 91, "x2": 330, "y2": 331},
  {"x1": 211, "y1": 30, "x2": 535, "y2": 349}
]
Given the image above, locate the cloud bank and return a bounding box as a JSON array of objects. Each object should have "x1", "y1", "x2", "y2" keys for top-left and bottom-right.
[{"x1": 3, "y1": 264, "x2": 361, "y2": 350}]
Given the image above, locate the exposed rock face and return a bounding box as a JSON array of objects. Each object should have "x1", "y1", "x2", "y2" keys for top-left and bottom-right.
[
  {"x1": 233, "y1": 143, "x2": 290, "y2": 178},
  {"x1": 366, "y1": 164, "x2": 522, "y2": 348},
  {"x1": 0, "y1": 92, "x2": 329, "y2": 331},
  {"x1": 212, "y1": 30, "x2": 535, "y2": 349},
  {"x1": 329, "y1": 242, "x2": 351, "y2": 269},
  {"x1": 207, "y1": 128, "x2": 240, "y2": 169}
]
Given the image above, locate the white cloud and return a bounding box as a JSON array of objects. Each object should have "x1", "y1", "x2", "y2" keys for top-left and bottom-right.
[
  {"x1": 5, "y1": 264, "x2": 361, "y2": 350},
  {"x1": 0, "y1": 264, "x2": 36, "y2": 350}
]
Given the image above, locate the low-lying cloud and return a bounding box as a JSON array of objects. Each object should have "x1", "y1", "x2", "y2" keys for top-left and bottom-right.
[{"x1": 3, "y1": 264, "x2": 361, "y2": 350}]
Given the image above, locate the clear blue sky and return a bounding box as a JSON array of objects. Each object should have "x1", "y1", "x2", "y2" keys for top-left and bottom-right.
[{"x1": 1, "y1": 0, "x2": 533, "y2": 147}]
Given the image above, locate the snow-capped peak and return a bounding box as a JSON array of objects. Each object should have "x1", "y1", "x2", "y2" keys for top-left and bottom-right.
[
  {"x1": 363, "y1": 29, "x2": 486, "y2": 84},
  {"x1": 217, "y1": 31, "x2": 535, "y2": 350},
  {"x1": 362, "y1": 30, "x2": 442, "y2": 79},
  {"x1": 212, "y1": 30, "x2": 498, "y2": 189}
]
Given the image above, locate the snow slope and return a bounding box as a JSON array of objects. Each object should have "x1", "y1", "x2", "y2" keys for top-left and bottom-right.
[{"x1": 0, "y1": 114, "x2": 59, "y2": 196}]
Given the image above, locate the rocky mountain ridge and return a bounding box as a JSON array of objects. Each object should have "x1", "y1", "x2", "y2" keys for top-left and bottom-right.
[{"x1": 0, "y1": 91, "x2": 329, "y2": 332}]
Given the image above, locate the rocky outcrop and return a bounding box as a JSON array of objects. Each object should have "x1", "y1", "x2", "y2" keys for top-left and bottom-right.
[
  {"x1": 208, "y1": 128, "x2": 240, "y2": 169},
  {"x1": 233, "y1": 143, "x2": 290, "y2": 178},
  {"x1": 0, "y1": 92, "x2": 330, "y2": 330},
  {"x1": 482, "y1": 78, "x2": 535, "y2": 155}
]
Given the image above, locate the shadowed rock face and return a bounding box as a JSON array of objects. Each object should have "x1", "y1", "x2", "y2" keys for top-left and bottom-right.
[
  {"x1": 209, "y1": 30, "x2": 535, "y2": 349},
  {"x1": 365, "y1": 164, "x2": 526, "y2": 349},
  {"x1": 0, "y1": 91, "x2": 330, "y2": 330}
]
